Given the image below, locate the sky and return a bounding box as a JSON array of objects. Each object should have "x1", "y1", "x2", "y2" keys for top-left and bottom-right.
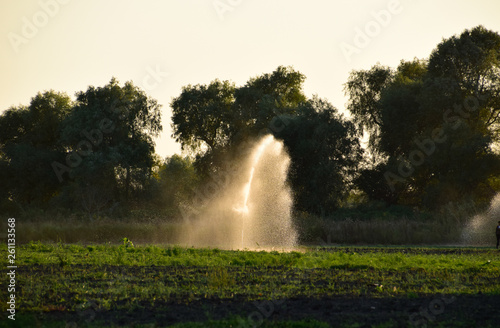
[{"x1": 2, "y1": 0, "x2": 500, "y2": 157}]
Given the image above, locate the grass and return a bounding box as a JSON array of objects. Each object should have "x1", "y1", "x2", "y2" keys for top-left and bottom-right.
[
  {"x1": 13, "y1": 242, "x2": 500, "y2": 271},
  {"x1": 1, "y1": 202, "x2": 489, "y2": 245},
  {"x1": 0, "y1": 242, "x2": 499, "y2": 327}
]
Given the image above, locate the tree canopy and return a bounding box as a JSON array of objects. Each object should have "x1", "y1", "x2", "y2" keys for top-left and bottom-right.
[
  {"x1": 276, "y1": 97, "x2": 361, "y2": 214},
  {"x1": 0, "y1": 79, "x2": 162, "y2": 215},
  {"x1": 346, "y1": 26, "x2": 500, "y2": 208},
  {"x1": 0, "y1": 91, "x2": 72, "y2": 205}
]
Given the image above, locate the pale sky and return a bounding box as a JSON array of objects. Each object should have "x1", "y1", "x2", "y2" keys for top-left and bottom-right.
[{"x1": 2, "y1": 0, "x2": 500, "y2": 157}]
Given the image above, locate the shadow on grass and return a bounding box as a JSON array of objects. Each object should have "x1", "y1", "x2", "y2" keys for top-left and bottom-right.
[{"x1": 4, "y1": 295, "x2": 500, "y2": 328}]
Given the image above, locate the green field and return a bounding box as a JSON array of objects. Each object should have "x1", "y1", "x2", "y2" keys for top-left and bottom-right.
[{"x1": 1, "y1": 242, "x2": 500, "y2": 327}]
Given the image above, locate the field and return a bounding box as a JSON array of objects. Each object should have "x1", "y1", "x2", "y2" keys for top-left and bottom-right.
[{"x1": 1, "y1": 242, "x2": 500, "y2": 327}]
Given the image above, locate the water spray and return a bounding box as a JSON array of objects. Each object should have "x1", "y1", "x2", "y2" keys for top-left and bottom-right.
[
  {"x1": 233, "y1": 135, "x2": 275, "y2": 248},
  {"x1": 180, "y1": 134, "x2": 297, "y2": 250}
]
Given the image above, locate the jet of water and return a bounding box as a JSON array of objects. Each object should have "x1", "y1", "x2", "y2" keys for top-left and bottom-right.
[
  {"x1": 234, "y1": 135, "x2": 274, "y2": 215},
  {"x1": 179, "y1": 134, "x2": 297, "y2": 250}
]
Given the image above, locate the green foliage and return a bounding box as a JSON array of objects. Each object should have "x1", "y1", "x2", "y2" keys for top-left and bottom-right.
[
  {"x1": 61, "y1": 78, "x2": 162, "y2": 207},
  {"x1": 0, "y1": 91, "x2": 72, "y2": 208},
  {"x1": 344, "y1": 63, "x2": 393, "y2": 152},
  {"x1": 346, "y1": 26, "x2": 500, "y2": 209},
  {"x1": 277, "y1": 97, "x2": 362, "y2": 214},
  {"x1": 171, "y1": 79, "x2": 235, "y2": 153},
  {"x1": 0, "y1": 79, "x2": 162, "y2": 216},
  {"x1": 171, "y1": 65, "x2": 306, "y2": 178},
  {"x1": 151, "y1": 155, "x2": 199, "y2": 215},
  {"x1": 418, "y1": 25, "x2": 500, "y2": 207},
  {"x1": 232, "y1": 65, "x2": 306, "y2": 135},
  {"x1": 121, "y1": 237, "x2": 134, "y2": 248}
]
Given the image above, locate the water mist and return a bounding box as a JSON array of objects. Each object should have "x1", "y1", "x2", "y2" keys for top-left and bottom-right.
[
  {"x1": 178, "y1": 135, "x2": 297, "y2": 249},
  {"x1": 461, "y1": 193, "x2": 500, "y2": 246}
]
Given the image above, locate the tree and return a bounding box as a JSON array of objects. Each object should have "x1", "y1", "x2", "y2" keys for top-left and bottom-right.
[
  {"x1": 418, "y1": 25, "x2": 500, "y2": 206},
  {"x1": 171, "y1": 79, "x2": 235, "y2": 153},
  {"x1": 152, "y1": 155, "x2": 199, "y2": 216},
  {"x1": 345, "y1": 59, "x2": 427, "y2": 205},
  {"x1": 276, "y1": 97, "x2": 362, "y2": 215},
  {"x1": 344, "y1": 64, "x2": 393, "y2": 155},
  {"x1": 0, "y1": 91, "x2": 72, "y2": 207},
  {"x1": 171, "y1": 66, "x2": 306, "y2": 177},
  {"x1": 347, "y1": 26, "x2": 500, "y2": 208},
  {"x1": 60, "y1": 78, "x2": 162, "y2": 210},
  {"x1": 426, "y1": 25, "x2": 500, "y2": 138},
  {"x1": 232, "y1": 65, "x2": 306, "y2": 137}
]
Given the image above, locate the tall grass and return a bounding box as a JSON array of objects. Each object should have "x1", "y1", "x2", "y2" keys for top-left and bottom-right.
[
  {"x1": 14, "y1": 220, "x2": 183, "y2": 244},
  {"x1": 0, "y1": 216, "x2": 464, "y2": 246},
  {"x1": 1, "y1": 199, "x2": 496, "y2": 246},
  {"x1": 297, "y1": 216, "x2": 463, "y2": 245},
  {"x1": 295, "y1": 201, "x2": 484, "y2": 246}
]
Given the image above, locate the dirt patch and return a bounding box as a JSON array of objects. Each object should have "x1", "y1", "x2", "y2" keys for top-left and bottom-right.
[
  {"x1": 316, "y1": 246, "x2": 496, "y2": 255},
  {"x1": 30, "y1": 294, "x2": 500, "y2": 327}
]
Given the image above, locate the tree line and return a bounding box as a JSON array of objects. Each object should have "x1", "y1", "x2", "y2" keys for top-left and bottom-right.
[
  {"x1": 0, "y1": 79, "x2": 162, "y2": 217},
  {"x1": 0, "y1": 26, "x2": 499, "y2": 219}
]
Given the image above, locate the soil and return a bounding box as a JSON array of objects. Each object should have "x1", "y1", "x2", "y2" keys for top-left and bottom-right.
[
  {"x1": 31, "y1": 294, "x2": 500, "y2": 327},
  {"x1": 315, "y1": 246, "x2": 496, "y2": 256}
]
